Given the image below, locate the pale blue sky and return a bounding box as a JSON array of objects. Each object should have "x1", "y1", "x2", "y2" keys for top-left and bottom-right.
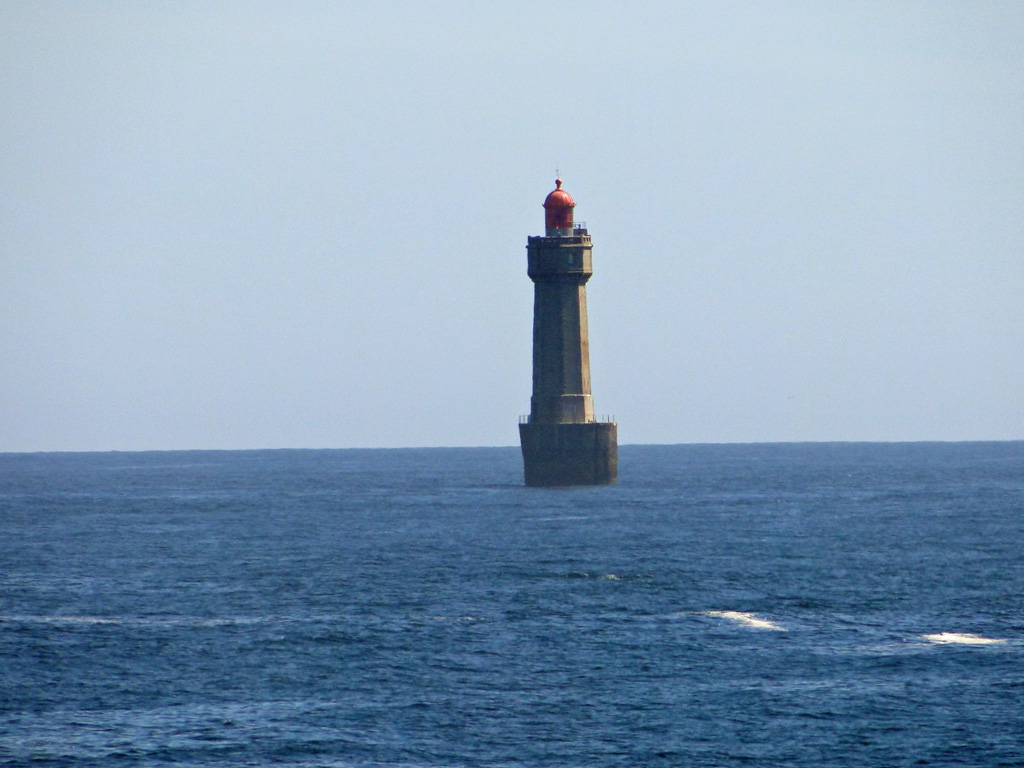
[{"x1": 2, "y1": 1, "x2": 1022, "y2": 451}]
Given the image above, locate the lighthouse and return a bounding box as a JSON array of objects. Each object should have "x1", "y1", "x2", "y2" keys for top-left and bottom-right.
[{"x1": 518, "y1": 179, "x2": 618, "y2": 486}]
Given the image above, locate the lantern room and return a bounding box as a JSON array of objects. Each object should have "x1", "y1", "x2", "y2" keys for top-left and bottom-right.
[{"x1": 543, "y1": 179, "x2": 575, "y2": 235}]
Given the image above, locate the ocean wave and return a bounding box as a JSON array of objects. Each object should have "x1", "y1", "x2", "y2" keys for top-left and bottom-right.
[
  {"x1": 701, "y1": 610, "x2": 787, "y2": 631},
  {"x1": 921, "y1": 632, "x2": 1007, "y2": 645},
  {"x1": 0, "y1": 615, "x2": 291, "y2": 628}
]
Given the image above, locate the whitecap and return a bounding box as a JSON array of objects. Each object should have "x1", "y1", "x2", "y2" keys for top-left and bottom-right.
[
  {"x1": 702, "y1": 610, "x2": 787, "y2": 631},
  {"x1": 922, "y1": 632, "x2": 1006, "y2": 645}
]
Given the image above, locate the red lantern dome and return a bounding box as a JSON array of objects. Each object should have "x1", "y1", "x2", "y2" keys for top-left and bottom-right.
[{"x1": 543, "y1": 178, "x2": 575, "y2": 233}]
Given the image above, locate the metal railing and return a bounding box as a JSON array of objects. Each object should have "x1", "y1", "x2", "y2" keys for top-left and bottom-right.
[{"x1": 519, "y1": 414, "x2": 616, "y2": 424}]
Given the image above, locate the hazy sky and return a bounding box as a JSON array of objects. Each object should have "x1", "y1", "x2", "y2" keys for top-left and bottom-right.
[{"x1": 2, "y1": 2, "x2": 1022, "y2": 451}]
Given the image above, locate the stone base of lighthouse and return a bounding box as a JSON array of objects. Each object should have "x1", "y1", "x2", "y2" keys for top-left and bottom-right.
[{"x1": 519, "y1": 421, "x2": 617, "y2": 487}]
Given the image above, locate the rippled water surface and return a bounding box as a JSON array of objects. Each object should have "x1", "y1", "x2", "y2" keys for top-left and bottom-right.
[{"x1": 2, "y1": 443, "x2": 1023, "y2": 766}]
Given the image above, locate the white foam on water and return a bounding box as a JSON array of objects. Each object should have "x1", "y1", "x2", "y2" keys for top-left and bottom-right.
[
  {"x1": 922, "y1": 632, "x2": 1007, "y2": 645},
  {"x1": 702, "y1": 610, "x2": 787, "y2": 631}
]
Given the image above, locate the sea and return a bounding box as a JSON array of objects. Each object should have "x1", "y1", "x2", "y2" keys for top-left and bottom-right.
[{"x1": 1, "y1": 442, "x2": 1022, "y2": 767}]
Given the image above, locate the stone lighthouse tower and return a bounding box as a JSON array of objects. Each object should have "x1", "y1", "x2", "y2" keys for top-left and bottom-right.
[{"x1": 518, "y1": 179, "x2": 618, "y2": 486}]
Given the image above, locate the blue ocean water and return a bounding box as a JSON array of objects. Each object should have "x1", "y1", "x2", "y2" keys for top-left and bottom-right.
[{"x1": 1, "y1": 442, "x2": 1023, "y2": 767}]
